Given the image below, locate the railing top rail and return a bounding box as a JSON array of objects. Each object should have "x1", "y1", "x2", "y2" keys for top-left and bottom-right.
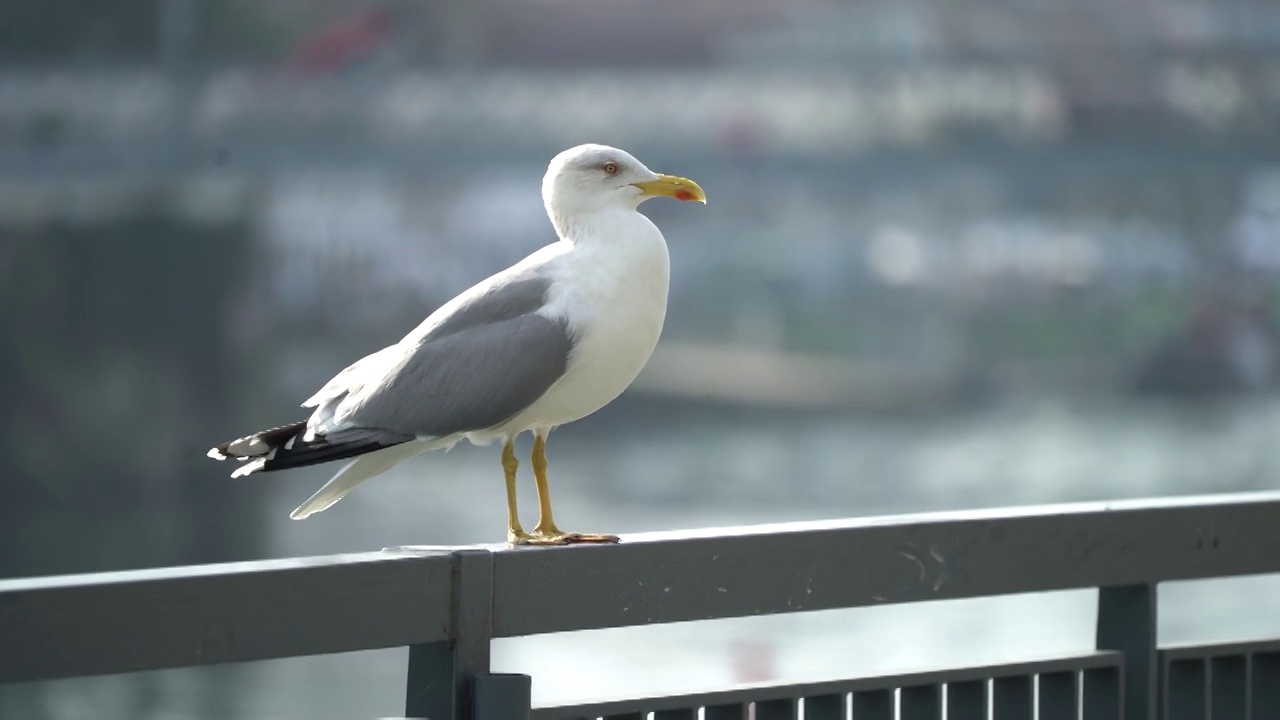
[
  {"x1": 488, "y1": 490, "x2": 1280, "y2": 637},
  {"x1": 1160, "y1": 638, "x2": 1280, "y2": 662},
  {"x1": 4, "y1": 491, "x2": 1280, "y2": 685},
  {"x1": 0, "y1": 550, "x2": 455, "y2": 684}
]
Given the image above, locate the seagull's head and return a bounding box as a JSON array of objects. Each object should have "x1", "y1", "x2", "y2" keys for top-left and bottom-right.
[{"x1": 542, "y1": 144, "x2": 706, "y2": 221}]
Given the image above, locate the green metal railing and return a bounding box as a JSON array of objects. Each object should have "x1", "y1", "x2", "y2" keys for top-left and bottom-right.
[{"x1": 4, "y1": 491, "x2": 1280, "y2": 719}]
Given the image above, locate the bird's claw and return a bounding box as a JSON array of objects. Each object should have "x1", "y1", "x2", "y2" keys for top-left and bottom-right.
[
  {"x1": 508, "y1": 532, "x2": 567, "y2": 546},
  {"x1": 558, "y1": 532, "x2": 620, "y2": 544},
  {"x1": 507, "y1": 530, "x2": 620, "y2": 547}
]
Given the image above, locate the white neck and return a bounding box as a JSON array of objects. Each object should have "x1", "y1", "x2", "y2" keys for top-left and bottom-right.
[{"x1": 549, "y1": 205, "x2": 653, "y2": 246}]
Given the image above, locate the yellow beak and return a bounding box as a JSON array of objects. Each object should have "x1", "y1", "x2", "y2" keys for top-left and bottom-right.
[{"x1": 632, "y1": 174, "x2": 707, "y2": 204}]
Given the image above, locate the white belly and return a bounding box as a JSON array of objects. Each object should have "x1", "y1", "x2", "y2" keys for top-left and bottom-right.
[
  {"x1": 494, "y1": 213, "x2": 671, "y2": 435},
  {"x1": 516, "y1": 297, "x2": 666, "y2": 429}
]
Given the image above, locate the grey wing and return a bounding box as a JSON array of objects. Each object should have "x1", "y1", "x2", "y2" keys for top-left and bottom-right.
[
  {"x1": 325, "y1": 275, "x2": 574, "y2": 438},
  {"x1": 302, "y1": 344, "x2": 403, "y2": 409}
]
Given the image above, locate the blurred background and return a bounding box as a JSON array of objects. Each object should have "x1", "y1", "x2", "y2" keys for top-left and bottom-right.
[{"x1": 4, "y1": 0, "x2": 1280, "y2": 717}]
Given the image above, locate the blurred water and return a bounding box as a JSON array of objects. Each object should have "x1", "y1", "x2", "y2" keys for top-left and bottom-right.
[{"x1": 8, "y1": 395, "x2": 1280, "y2": 719}]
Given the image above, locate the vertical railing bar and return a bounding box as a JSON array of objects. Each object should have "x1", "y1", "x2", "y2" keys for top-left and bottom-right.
[
  {"x1": 1246, "y1": 652, "x2": 1253, "y2": 720},
  {"x1": 992, "y1": 675, "x2": 1033, "y2": 720},
  {"x1": 704, "y1": 704, "x2": 748, "y2": 720},
  {"x1": 405, "y1": 642, "x2": 456, "y2": 720},
  {"x1": 406, "y1": 549, "x2": 495, "y2": 720},
  {"x1": 899, "y1": 684, "x2": 942, "y2": 720},
  {"x1": 474, "y1": 673, "x2": 532, "y2": 720},
  {"x1": 1037, "y1": 671, "x2": 1078, "y2": 720},
  {"x1": 1209, "y1": 654, "x2": 1247, "y2": 720},
  {"x1": 851, "y1": 689, "x2": 893, "y2": 720},
  {"x1": 1165, "y1": 658, "x2": 1207, "y2": 720},
  {"x1": 1097, "y1": 584, "x2": 1156, "y2": 720},
  {"x1": 946, "y1": 680, "x2": 988, "y2": 720},
  {"x1": 800, "y1": 693, "x2": 844, "y2": 720},
  {"x1": 1206, "y1": 654, "x2": 1213, "y2": 720},
  {"x1": 1250, "y1": 652, "x2": 1280, "y2": 720},
  {"x1": 1082, "y1": 666, "x2": 1122, "y2": 720},
  {"x1": 754, "y1": 698, "x2": 797, "y2": 720}
]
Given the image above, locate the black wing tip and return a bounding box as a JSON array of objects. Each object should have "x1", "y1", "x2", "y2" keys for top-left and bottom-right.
[
  {"x1": 207, "y1": 420, "x2": 309, "y2": 463},
  {"x1": 257, "y1": 436, "x2": 401, "y2": 472},
  {"x1": 208, "y1": 420, "x2": 408, "y2": 475}
]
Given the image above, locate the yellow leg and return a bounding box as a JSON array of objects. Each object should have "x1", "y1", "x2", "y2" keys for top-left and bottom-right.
[
  {"x1": 502, "y1": 440, "x2": 535, "y2": 545},
  {"x1": 504, "y1": 437, "x2": 581, "y2": 546},
  {"x1": 530, "y1": 432, "x2": 618, "y2": 544},
  {"x1": 530, "y1": 433, "x2": 560, "y2": 534}
]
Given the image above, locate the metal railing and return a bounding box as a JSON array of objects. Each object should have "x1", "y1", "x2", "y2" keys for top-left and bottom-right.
[{"x1": 4, "y1": 491, "x2": 1280, "y2": 719}]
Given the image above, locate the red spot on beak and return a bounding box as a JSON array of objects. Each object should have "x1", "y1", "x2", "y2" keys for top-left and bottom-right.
[{"x1": 675, "y1": 189, "x2": 695, "y2": 202}]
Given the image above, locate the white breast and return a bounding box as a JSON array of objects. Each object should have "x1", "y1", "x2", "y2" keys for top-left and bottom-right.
[{"x1": 499, "y1": 210, "x2": 671, "y2": 433}]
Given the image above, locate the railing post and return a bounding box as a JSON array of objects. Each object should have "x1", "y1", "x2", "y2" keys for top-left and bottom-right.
[
  {"x1": 1096, "y1": 583, "x2": 1157, "y2": 720},
  {"x1": 474, "y1": 674, "x2": 532, "y2": 720},
  {"x1": 406, "y1": 549, "x2": 495, "y2": 720}
]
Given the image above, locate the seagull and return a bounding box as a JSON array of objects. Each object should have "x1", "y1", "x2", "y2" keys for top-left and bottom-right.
[{"x1": 208, "y1": 144, "x2": 706, "y2": 545}]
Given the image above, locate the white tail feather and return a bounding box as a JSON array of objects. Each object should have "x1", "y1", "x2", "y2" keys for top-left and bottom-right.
[{"x1": 288, "y1": 442, "x2": 426, "y2": 520}]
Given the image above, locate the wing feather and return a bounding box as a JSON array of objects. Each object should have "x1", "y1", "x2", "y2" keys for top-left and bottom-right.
[{"x1": 304, "y1": 271, "x2": 572, "y2": 439}]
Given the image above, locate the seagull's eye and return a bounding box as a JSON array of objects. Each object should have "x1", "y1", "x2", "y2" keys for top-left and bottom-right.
[{"x1": 602, "y1": 162, "x2": 620, "y2": 176}]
